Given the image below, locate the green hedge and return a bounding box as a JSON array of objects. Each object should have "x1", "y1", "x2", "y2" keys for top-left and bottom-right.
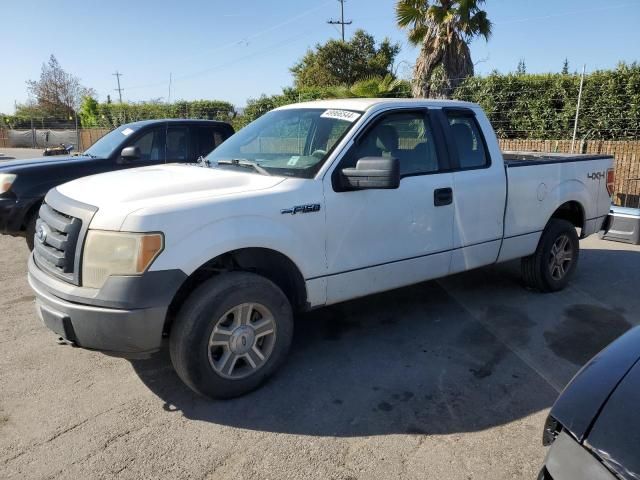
[
  {"x1": 453, "y1": 63, "x2": 640, "y2": 139},
  {"x1": 80, "y1": 100, "x2": 236, "y2": 128}
]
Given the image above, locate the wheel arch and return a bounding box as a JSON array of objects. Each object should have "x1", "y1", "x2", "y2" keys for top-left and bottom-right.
[
  {"x1": 21, "y1": 198, "x2": 44, "y2": 230},
  {"x1": 549, "y1": 200, "x2": 585, "y2": 233},
  {"x1": 164, "y1": 247, "x2": 308, "y2": 334}
]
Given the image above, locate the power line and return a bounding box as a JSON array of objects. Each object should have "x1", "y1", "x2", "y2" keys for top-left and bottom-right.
[
  {"x1": 112, "y1": 71, "x2": 124, "y2": 103},
  {"x1": 125, "y1": 1, "x2": 333, "y2": 92},
  {"x1": 327, "y1": 0, "x2": 352, "y2": 42},
  {"x1": 494, "y1": 2, "x2": 636, "y2": 25}
]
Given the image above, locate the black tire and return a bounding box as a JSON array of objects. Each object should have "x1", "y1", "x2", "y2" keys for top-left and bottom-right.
[
  {"x1": 169, "y1": 271, "x2": 294, "y2": 399},
  {"x1": 25, "y1": 211, "x2": 38, "y2": 251},
  {"x1": 521, "y1": 219, "x2": 579, "y2": 292}
]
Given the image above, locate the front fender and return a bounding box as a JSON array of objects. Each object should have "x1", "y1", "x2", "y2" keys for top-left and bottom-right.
[{"x1": 149, "y1": 214, "x2": 326, "y2": 280}]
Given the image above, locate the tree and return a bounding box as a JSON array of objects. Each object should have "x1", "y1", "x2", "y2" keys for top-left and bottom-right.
[
  {"x1": 516, "y1": 59, "x2": 526, "y2": 75},
  {"x1": 396, "y1": 0, "x2": 492, "y2": 98},
  {"x1": 291, "y1": 29, "x2": 400, "y2": 88},
  {"x1": 562, "y1": 58, "x2": 570, "y2": 75},
  {"x1": 78, "y1": 95, "x2": 99, "y2": 127},
  {"x1": 26, "y1": 55, "x2": 94, "y2": 118}
]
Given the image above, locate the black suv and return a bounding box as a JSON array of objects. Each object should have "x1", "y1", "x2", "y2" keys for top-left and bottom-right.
[{"x1": 0, "y1": 119, "x2": 234, "y2": 249}]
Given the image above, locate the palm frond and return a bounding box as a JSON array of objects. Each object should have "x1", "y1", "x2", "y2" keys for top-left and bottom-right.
[
  {"x1": 395, "y1": 0, "x2": 428, "y2": 28},
  {"x1": 408, "y1": 25, "x2": 430, "y2": 45},
  {"x1": 470, "y1": 10, "x2": 492, "y2": 40}
]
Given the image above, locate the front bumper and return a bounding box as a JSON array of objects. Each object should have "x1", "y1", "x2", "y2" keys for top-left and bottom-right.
[
  {"x1": 0, "y1": 196, "x2": 38, "y2": 235},
  {"x1": 28, "y1": 254, "x2": 187, "y2": 357},
  {"x1": 542, "y1": 431, "x2": 615, "y2": 480}
]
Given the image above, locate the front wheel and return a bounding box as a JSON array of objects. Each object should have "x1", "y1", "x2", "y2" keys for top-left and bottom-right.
[
  {"x1": 169, "y1": 272, "x2": 293, "y2": 399},
  {"x1": 521, "y1": 219, "x2": 579, "y2": 292}
]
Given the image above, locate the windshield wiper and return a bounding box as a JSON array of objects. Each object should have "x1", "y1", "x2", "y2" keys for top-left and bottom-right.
[
  {"x1": 197, "y1": 155, "x2": 210, "y2": 167},
  {"x1": 217, "y1": 159, "x2": 271, "y2": 176},
  {"x1": 81, "y1": 152, "x2": 98, "y2": 158}
]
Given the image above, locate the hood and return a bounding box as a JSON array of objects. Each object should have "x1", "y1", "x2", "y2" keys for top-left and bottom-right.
[
  {"x1": 584, "y1": 356, "x2": 640, "y2": 480},
  {"x1": 549, "y1": 327, "x2": 640, "y2": 444},
  {"x1": 0, "y1": 155, "x2": 96, "y2": 172},
  {"x1": 56, "y1": 163, "x2": 286, "y2": 216}
]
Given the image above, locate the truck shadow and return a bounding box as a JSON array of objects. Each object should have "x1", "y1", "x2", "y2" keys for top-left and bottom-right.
[
  {"x1": 131, "y1": 280, "x2": 558, "y2": 437},
  {"x1": 130, "y1": 245, "x2": 638, "y2": 437}
]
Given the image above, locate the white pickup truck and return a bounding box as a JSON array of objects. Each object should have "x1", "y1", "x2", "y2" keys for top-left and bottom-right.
[{"x1": 28, "y1": 99, "x2": 614, "y2": 398}]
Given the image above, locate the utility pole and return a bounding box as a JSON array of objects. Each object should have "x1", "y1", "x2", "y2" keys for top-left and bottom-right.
[
  {"x1": 327, "y1": 0, "x2": 352, "y2": 42},
  {"x1": 112, "y1": 71, "x2": 124, "y2": 103},
  {"x1": 168, "y1": 72, "x2": 172, "y2": 104},
  {"x1": 571, "y1": 64, "x2": 586, "y2": 154}
]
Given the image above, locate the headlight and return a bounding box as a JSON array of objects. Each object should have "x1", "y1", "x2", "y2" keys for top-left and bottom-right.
[
  {"x1": 82, "y1": 230, "x2": 164, "y2": 288},
  {"x1": 0, "y1": 173, "x2": 16, "y2": 194}
]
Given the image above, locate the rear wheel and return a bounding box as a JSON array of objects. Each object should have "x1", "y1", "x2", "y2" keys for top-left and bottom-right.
[
  {"x1": 169, "y1": 272, "x2": 293, "y2": 399},
  {"x1": 521, "y1": 219, "x2": 579, "y2": 292}
]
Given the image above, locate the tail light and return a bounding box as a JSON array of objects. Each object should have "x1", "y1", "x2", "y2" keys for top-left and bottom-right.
[{"x1": 606, "y1": 168, "x2": 615, "y2": 196}]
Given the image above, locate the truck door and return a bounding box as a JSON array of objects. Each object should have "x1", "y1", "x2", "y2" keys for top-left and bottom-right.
[
  {"x1": 440, "y1": 108, "x2": 507, "y2": 272},
  {"x1": 322, "y1": 108, "x2": 454, "y2": 304}
]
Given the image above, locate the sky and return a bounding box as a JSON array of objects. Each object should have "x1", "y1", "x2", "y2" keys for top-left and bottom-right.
[{"x1": 2, "y1": 0, "x2": 639, "y2": 114}]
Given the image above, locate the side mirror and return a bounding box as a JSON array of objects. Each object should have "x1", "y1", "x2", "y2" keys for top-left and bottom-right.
[
  {"x1": 340, "y1": 157, "x2": 400, "y2": 190},
  {"x1": 119, "y1": 146, "x2": 141, "y2": 163}
]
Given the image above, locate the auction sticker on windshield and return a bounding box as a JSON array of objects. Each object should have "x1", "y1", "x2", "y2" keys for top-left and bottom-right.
[
  {"x1": 320, "y1": 109, "x2": 361, "y2": 122},
  {"x1": 121, "y1": 128, "x2": 134, "y2": 136}
]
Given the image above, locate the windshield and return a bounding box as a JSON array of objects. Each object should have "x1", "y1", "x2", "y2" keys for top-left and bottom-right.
[
  {"x1": 84, "y1": 124, "x2": 141, "y2": 158},
  {"x1": 205, "y1": 108, "x2": 361, "y2": 178}
]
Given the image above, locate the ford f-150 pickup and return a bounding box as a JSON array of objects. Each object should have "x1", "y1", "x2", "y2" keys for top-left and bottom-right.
[{"x1": 26, "y1": 99, "x2": 614, "y2": 398}]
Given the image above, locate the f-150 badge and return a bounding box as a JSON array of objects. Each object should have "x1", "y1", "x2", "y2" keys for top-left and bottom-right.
[{"x1": 281, "y1": 204, "x2": 321, "y2": 215}]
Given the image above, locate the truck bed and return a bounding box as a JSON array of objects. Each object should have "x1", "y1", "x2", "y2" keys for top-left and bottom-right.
[{"x1": 503, "y1": 151, "x2": 613, "y2": 167}]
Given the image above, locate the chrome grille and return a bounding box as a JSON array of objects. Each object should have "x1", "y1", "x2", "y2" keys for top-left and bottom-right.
[{"x1": 33, "y1": 203, "x2": 82, "y2": 283}]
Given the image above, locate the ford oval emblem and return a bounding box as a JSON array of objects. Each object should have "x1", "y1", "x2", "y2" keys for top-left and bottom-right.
[{"x1": 36, "y1": 224, "x2": 48, "y2": 243}]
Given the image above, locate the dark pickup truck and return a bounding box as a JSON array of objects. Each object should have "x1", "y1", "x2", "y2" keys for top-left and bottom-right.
[{"x1": 0, "y1": 119, "x2": 234, "y2": 249}]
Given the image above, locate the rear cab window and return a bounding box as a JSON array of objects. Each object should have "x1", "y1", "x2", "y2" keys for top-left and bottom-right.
[
  {"x1": 166, "y1": 126, "x2": 189, "y2": 162},
  {"x1": 192, "y1": 125, "x2": 230, "y2": 159},
  {"x1": 444, "y1": 110, "x2": 489, "y2": 169}
]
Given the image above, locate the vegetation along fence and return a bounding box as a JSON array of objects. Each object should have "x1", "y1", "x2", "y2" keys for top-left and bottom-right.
[{"x1": 1, "y1": 127, "x2": 638, "y2": 207}]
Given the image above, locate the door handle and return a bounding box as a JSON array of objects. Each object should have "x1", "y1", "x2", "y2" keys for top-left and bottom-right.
[{"x1": 434, "y1": 187, "x2": 453, "y2": 206}]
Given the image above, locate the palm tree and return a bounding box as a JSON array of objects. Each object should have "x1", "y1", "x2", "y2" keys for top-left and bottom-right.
[
  {"x1": 396, "y1": 0, "x2": 492, "y2": 98},
  {"x1": 319, "y1": 75, "x2": 412, "y2": 99},
  {"x1": 348, "y1": 75, "x2": 412, "y2": 98}
]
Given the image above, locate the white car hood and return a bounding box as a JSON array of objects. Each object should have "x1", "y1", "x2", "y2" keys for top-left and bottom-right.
[{"x1": 56, "y1": 164, "x2": 286, "y2": 230}]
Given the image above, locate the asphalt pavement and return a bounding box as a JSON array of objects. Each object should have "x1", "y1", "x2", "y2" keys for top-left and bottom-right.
[
  {"x1": 0, "y1": 148, "x2": 43, "y2": 161},
  {"x1": 1, "y1": 234, "x2": 638, "y2": 479}
]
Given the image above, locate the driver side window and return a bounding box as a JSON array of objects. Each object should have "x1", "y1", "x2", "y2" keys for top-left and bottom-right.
[
  {"x1": 341, "y1": 111, "x2": 440, "y2": 176},
  {"x1": 130, "y1": 128, "x2": 165, "y2": 162}
]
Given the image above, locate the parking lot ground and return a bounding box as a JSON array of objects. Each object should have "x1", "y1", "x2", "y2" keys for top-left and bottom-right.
[
  {"x1": 1, "y1": 234, "x2": 638, "y2": 479},
  {"x1": 0, "y1": 148, "x2": 43, "y2": 161}
]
